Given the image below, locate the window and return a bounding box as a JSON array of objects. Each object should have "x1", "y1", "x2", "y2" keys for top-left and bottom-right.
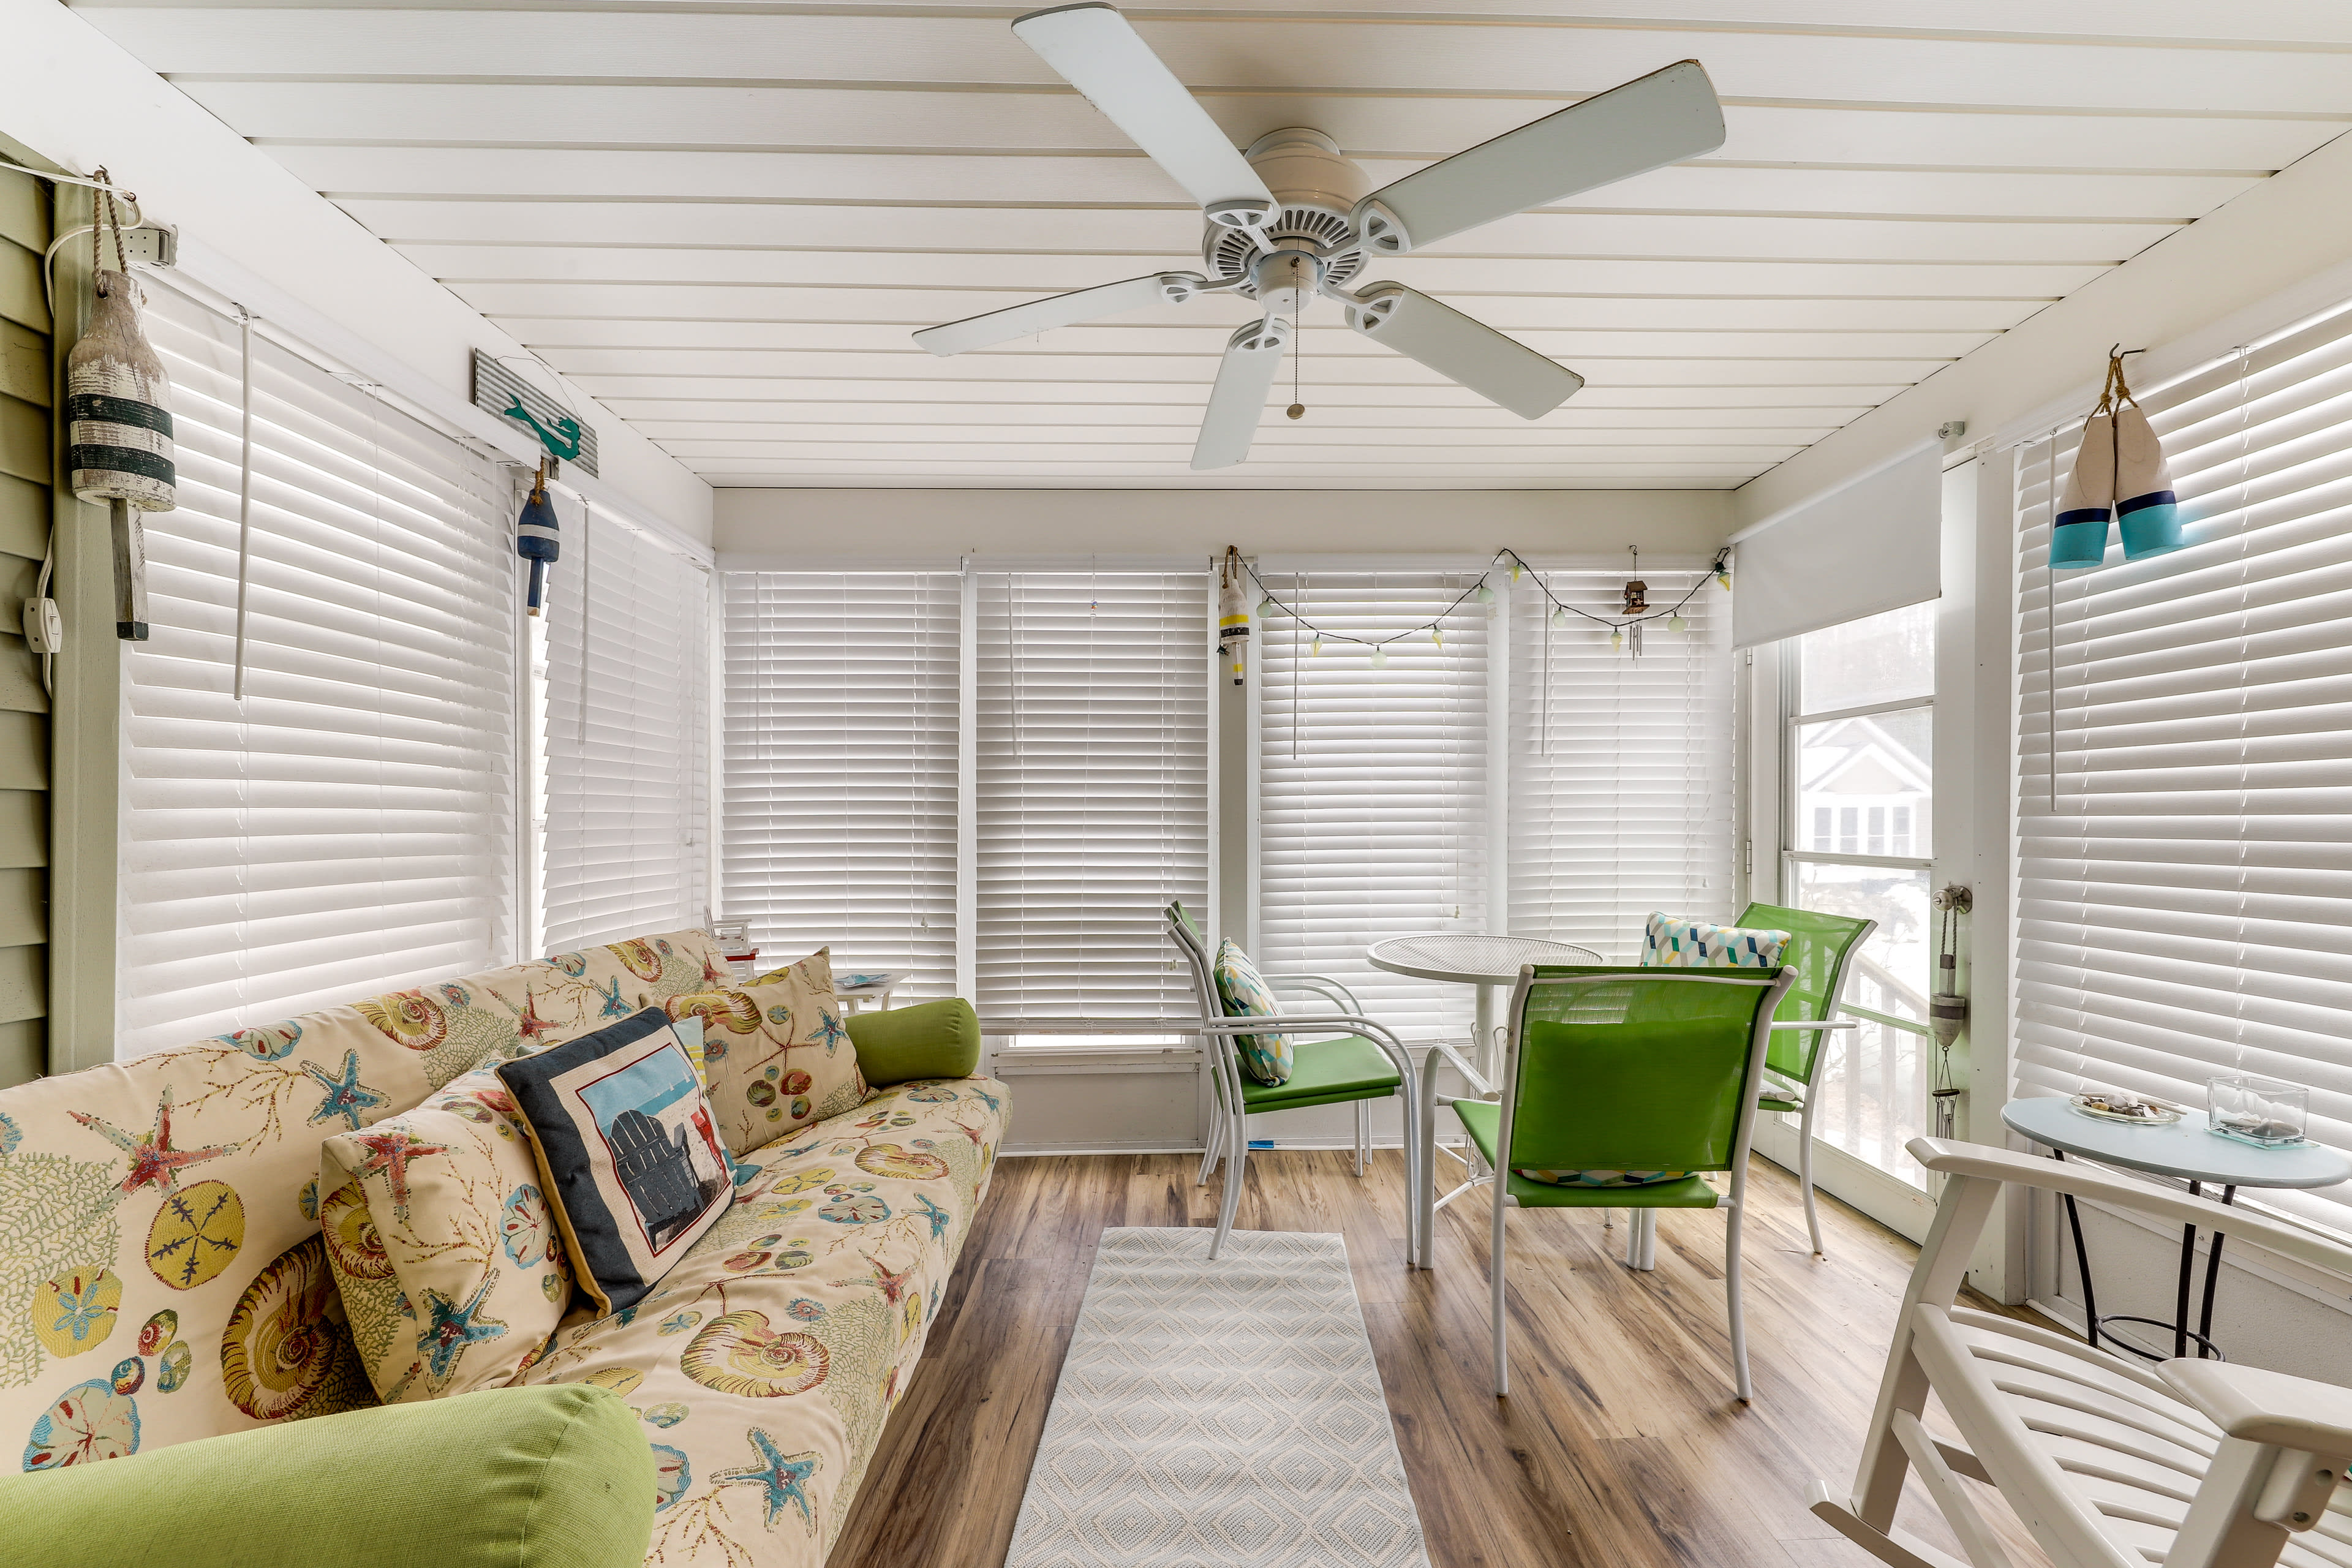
[
  {"x1": 1256, "y1": 573, "x2": 1490, "y2": 1039},
  {"x1": 720, "y1": 572, "x2": 959, "y2": 996},
  {"x1": 118, "y1": 279, "x2": 517, "y2": 1056},
  {"x1": 718, "y1": 567, "x2": 1209, "y2": 1025},
  {"x1": 2015, "y1": 303, "x2": 2352, "y2": 1232},
  {"x1": 974, "y1": 570, "x2": 1208, "y2": 1019},
  {"x1": 1507, "y1": 567, "x2": 1735, "y2": 959},
  {"x1": 1782, "y1": 600, "x2": 1936, "y2": 1186},
  {"x1": 540, "y1": 504, "x2": 711, "y2": 952}
]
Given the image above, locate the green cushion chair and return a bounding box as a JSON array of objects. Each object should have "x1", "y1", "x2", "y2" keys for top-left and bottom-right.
[
  {"x1": 1166, "y1": 902, "x2": 1421, "y2": 1264},
  {"x1": 0, "y1": 1383, "x2": 654, "y2": 1567},
  {"x1": 1732, "y1": 901, "x2": 1875, "y2": 1257},
  {"x1": 1422, "y1": 963, "x2": 1793, "y2": 1402}
]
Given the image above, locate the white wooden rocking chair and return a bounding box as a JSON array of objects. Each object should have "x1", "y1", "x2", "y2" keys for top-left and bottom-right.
[{"x1": 1814, "y1": 1136, "x2": 2352, "y2": 1568}]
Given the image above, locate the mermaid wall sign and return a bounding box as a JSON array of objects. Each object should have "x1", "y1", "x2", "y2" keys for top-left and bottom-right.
[{"x1": 471, "y1": 349, "x2": 600, "y2": 478}]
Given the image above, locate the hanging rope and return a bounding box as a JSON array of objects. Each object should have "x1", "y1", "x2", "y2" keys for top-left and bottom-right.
[{"x1": 1242, "y1": 545, "x2": 1731, "y2": 656}]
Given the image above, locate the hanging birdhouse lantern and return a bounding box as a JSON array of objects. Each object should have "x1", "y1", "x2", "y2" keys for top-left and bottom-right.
[
  {"x1": 516, "y1": 462, "x2": 561, "y2": 616},
  {"x1": 67, "y1": 186, "x2": 174, "y2": 641},
  {"x1": 1216, "y1": 546, "x2": 1250, "y2": 686}
]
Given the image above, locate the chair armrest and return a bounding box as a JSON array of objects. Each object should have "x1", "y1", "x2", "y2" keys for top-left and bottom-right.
[
  {"x1": 1419, "y1": 1038, "x2": 1494, "y2": 1101},
  {"x1": 2163, "y1": 1359, "x2": 2352, "y2": 1458},
  {"x1": 1770, "y1": 1019, "x2": 1860, "y2": 1031},
  {"x1": 1268, "y1": 973, "x2": 1365, "y2": 1012}
]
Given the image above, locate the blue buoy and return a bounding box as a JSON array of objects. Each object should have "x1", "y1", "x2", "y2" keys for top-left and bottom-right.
[{"x1": 516, "y1": 462, "x2": 561, "y2": 615}]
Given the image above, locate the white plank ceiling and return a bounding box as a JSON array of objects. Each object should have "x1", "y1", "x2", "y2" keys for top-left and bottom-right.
[{"x1": 72, "y1": 1, "x2": 2352, "y2": 488}]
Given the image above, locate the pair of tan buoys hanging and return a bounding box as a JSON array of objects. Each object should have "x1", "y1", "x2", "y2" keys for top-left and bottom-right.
[
  {"x1": 65, "y1": 170, "x2": 175, "y2": 640},
  {"x1": 2049, "y1": 347, "x2": 2180, "y2": 571}
]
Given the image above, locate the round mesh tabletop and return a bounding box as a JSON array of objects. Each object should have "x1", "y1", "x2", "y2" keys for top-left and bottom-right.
[{"x1": 1365, "y1": 933, "x2": 1605, "y2": 986}]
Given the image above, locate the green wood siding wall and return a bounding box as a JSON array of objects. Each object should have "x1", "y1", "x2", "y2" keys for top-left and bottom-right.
[{"x1": 0, "y1": 161, "x2": 49, "y2": 1087}]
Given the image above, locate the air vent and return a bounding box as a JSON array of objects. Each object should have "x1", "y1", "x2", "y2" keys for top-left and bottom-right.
[{"x1": 1204, "y1": 205, "x2": 1363, "y2": 297}]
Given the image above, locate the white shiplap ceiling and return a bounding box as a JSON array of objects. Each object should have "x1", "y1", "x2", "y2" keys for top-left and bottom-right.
[{"x1": 70, "y1": 1, "x2": 2352, "y2": 488}]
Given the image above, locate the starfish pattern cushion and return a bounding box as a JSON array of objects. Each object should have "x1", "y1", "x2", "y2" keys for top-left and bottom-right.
[
  {"x1": 498, "y1": 1009, "x2": 736, "y2": 1316},
  {"x1": 668, "y1": 948, "x2": 869, "y2": 1158},
  {"x1": 318, "y1": 1065, "x2": 576, "y2": 1404}
]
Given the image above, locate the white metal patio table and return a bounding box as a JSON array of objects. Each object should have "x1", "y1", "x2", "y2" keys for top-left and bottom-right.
[{"x1": 1366, "y1": 933, "x2": 1605, "y2": 1078}]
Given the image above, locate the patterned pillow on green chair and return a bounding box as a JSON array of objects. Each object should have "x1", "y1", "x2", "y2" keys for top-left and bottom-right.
[
  {"x1": 1515, "y1": 1166, "x2": 1689, "y2": 1188},
  {"x1": 1211, "y1": 940, "x2": 1292, "y2": 1086},
  {"x1": 1641, "y1": 912, "x2": 1790, "y2": 968}
]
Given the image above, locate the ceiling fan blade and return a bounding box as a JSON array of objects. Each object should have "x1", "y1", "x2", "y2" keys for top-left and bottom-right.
[
  {"x1": 1012, "y1": 3, "x2": 1275, "y2": 222},
  {"x1": 1351, "y1": 59, "x2": 1724, "y2": 256},
  {"x1": 1191, "y1": 318, "x2": 1289, "y2": 471},
  {"x1": 1343, "y1": 284, "x2": 1582, "y2": 420},
  {"x1": 914, "y1": 271, "x2": 1208, "y2": 356}
]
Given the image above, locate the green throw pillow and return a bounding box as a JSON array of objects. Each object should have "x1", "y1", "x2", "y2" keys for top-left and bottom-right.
[
  {"x1": 1212, "y1": 939, "x2": 1292, "y2": 1085},
  {"x1": 845, "y1": 997, "x2": 982, "y2": 1086}
]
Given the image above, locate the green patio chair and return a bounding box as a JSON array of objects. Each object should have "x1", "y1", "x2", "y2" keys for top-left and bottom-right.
[
  {"x1": 1421, "y1": 962, "x2": 1793, "y2": 1401},
  {"x1": 1166, "y1": 902, "x2": 1422, "y2": 1262},
  {"x1": 1734, "y1": 901, "x2": 1875, "y2": 1257}
]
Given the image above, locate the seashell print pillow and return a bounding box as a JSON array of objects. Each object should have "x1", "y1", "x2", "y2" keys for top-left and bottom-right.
[
  {"x1": 318, "y1": 1062, "x2": 573, "y2": 1403},
  {"x1": 665, "y1": 948, "x2": 869, "y2": 1158}
]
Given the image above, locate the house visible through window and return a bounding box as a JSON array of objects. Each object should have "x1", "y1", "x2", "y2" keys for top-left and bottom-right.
[{"x1": 1783, "y1": 600, "x2": 1936, "y2": 1188}]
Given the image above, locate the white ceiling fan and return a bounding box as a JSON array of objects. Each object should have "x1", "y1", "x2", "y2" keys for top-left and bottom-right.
[{"x1": 914, "y1": 2, "x2": 1727, "y2": 470}]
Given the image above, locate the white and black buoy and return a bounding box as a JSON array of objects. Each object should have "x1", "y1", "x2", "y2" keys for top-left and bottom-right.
[{"x1": 67, "y1": 266, "x2": 175, "y2": 641}]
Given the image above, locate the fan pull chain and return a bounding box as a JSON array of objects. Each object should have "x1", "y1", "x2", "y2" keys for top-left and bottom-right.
[{"x1": 1287, "y1": 326, "x2": 1305, "y2": 420}]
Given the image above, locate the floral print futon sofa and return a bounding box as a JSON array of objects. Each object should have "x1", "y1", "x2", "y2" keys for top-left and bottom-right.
[{"x1": 0, "y1": 929, "x2": 1008, "y2": 1565}]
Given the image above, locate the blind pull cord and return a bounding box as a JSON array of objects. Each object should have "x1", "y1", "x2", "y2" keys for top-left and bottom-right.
[{"x1": 232, "y1": 306, "x2": 255, "y2": 701}]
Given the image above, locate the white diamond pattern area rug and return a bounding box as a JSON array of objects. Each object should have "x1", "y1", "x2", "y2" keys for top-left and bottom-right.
[{"x1": 1004, "y1": 1227, "x2": 1431, "y2": 1568}]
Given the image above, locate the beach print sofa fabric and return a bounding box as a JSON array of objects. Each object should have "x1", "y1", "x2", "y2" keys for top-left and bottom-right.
[
  {"x1": 0, "y1": 930, "x2": 725, "y2": 1464},
  {"x1": 0, "y1": 922, "x2": 1013, "y2": 1568},
  {"x1": 517, "y1": 1073, "x2": 1006, "y2": 1563}
]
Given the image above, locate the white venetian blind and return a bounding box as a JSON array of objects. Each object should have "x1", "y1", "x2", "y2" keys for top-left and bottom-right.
[
  {"x1": 541, "y1": 503, "x2": 710, "y2": 952},
  {"x1": 1509, "y1": 568, "x2": 1736, "y2": 956},
  {"x1": 974, "y1": 569, "x2": 1209, "y2": 1017},
  {"x1": 2015, "y1": 300, "x2": 2352, "y2": 1229},
  {"x1": 119, "y1": 279, "x2": 516, "y2": 1057},
  {"x1": 1257, "y1": 573, "x2": 1490, "y2": 1038},
  {"x1": 719, "y1": 571, "x2": 959, "y2": 993}
]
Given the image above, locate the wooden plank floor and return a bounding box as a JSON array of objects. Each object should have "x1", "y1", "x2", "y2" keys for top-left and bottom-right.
[{"x1": 834, "y1": 1148, "x2": 2044, "y2": 1568}]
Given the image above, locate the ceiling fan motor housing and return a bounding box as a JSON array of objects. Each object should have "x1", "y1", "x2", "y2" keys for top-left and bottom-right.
[{"x1": 1204, "y1": 127, "x2": 1370, "y2": 296}]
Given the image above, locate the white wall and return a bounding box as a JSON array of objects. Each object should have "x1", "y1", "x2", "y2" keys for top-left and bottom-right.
[
  {"x1": 1, "y1": 0, "x2": 712, "y2": 545},
  {"x1": 716, "y1": 486, "x2": 1735, "y2": 563}
]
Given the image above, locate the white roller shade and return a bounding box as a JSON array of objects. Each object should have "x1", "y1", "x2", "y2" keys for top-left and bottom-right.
[
  {"x1": 1508, "y1": 568, "x2": 1736, "y2": 954},
  {"x1": 541, "y1": 503, "x2": 710, "y2": 952},
  {"x1": 1733, "y1": 437, "x2": 1942, "y2": 649},
  {"x1": 2015, "y1": 301, "x2": 2352, "y2": 1232},
  {"x1": 719, "y1": 571, "x2": 960, "y2": 993},
  {"x1": 973, "y1": 570, "x2": 1210, "y2": 1017},
  {"x1": 1257, "y1": 573, "x2": 1490, "y2": 1039},
  {"x1": 119, "y1": 280, "x2": 516, "y2": 1057}
]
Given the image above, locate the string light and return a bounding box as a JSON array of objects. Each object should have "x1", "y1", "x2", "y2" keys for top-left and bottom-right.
[
  {"x1": 1233, "y1": 546, "x2": 1727, "y2": 654},
  {"x1": 1310, "y1": 636, "x2": 1322, "y2": 657}
]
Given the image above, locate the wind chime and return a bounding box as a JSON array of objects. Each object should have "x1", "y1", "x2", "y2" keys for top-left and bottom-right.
[
  {"x1": 2051, "y1": 346, "x2": 2182, "y2": 570},
  {"x1": 516, "y1": 461, "x2": 561, "y2": 616},
  {"x1": 64, "y1": 170, "x2": 173, "y2": 641},
  {"x1": 1216, "y1": 545, "x2": 1250, "y2": 685},
  {"x1": 1929, "y1": 884, "x2": 1972, "y2": 1139}
]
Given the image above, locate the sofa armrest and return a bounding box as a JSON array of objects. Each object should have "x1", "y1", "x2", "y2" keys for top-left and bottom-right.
[
  {"x1": 846, "y1": 996, "x2": 984, "y2": 1085},
  {"x1": 0, "y1": 1384, "x2": 651, "y2": 1568}
]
